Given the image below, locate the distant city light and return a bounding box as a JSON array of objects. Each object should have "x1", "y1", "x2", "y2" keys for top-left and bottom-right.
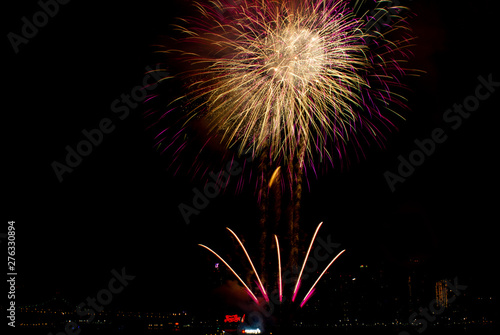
[{"x1": 224, "y1": 314, "x2": 241, "y2": 323}]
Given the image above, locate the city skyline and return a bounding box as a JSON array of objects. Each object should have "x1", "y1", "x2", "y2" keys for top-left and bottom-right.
[{"x1": 9, "y1": 260, "x2": 496, "y2": 334}]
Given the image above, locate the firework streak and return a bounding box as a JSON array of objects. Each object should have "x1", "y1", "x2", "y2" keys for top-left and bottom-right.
[
  {"x1": 199, "y1": 243, "x2": 260, "y2": 303},
  {"x1": 199, "y1": 222, "x2": 345, "y2": 307}
]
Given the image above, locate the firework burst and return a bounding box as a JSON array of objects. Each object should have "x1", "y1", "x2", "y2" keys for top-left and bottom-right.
[
  {"x1": 181, "y1": 0, "x2": 370, "y2": 163},
  {"x1": 151, "y1": 0, "x2": 416, "y2": 184}
]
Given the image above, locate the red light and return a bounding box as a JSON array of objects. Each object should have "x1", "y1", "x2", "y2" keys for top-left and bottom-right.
[{"x1": 224, "y1": 314, "x2": 241, "y2": 323}]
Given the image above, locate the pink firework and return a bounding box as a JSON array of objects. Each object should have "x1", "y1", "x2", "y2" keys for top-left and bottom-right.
[{"x1": 147, "y1": 0, "x2": 416, "y2": 189}]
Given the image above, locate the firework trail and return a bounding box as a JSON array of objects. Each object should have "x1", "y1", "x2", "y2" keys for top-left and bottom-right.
[
  {"x1": 226, "y1": 227, "x2": 269, "y2": 302},
  {"x1": 274, "y1": 234, "x2": 283, "y2": 303},
  {"x1": 198, "y1": 243, "x2": 259, "y2": 303},
  {"x1": 199, "y1": 223, "x2": 344, "y2": 307},
  {"x1": 299, "y1": 248, "x2": 346, "y2": 307},
  {"x1": 292, "y1": 221, "x2": 324, "y2": 302}
]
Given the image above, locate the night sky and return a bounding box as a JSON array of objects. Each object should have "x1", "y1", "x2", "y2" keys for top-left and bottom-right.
[{"x1": 5, "y1": 0, "x2": 499, "y2": 317}]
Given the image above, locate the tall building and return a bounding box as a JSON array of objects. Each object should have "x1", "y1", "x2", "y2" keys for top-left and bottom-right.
[
  {"x1": 435, "y1": 280, "x2": 448, "y2": 308},
  {"x1": 407, "y1": 256, "x2": 430, "y2": 313}
]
